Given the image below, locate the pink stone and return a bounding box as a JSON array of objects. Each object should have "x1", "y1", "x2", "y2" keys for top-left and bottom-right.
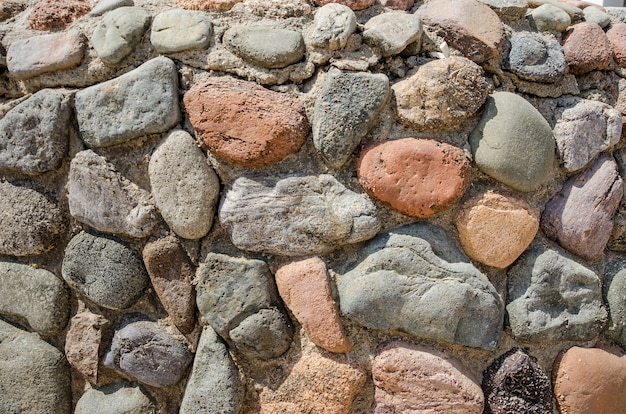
[
  {"x1": 607, "y1": 23, "x2": 626, "y2": 68},
  {"x1": 28, "y1": 0, "x2": 90, "y2": 31},
  {"x1": 313, "y1": 0, "x2": 375, "y2": 11},
  {"x1": 562, "y1": 22, "x2": 612, "y2": 75},
  {"x1": 64, "y1": 311, "x2": 109, "y2": 383}
]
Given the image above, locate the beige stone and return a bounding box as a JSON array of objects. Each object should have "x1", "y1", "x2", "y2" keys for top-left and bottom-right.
[{"x1": 64, "y1": 311, "x2": 108, "y2": 383}]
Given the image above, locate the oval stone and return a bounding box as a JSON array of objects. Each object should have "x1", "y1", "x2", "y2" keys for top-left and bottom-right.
[{"x1": 223, "y1": 26, "x2": 305, "y2": 69}]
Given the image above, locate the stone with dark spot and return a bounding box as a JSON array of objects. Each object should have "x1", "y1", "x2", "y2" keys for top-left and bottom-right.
[{"x1": 562, "y1": 22, "x2": 612, "y2": 75}]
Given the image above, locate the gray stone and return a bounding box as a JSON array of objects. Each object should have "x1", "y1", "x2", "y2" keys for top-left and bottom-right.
[
  {"x1": 68, "y1": 150, "x2": 158, "y2": 238},
  {"x1": 75, "y1": 57, "x2": 180, "y2": 148},
  {"x1": 0, "y1": 89, "x2": 70, "y2": 175},
  {"x1": 150, "y1": 9, "x2": 212, "y2": 54},
  {"x1": 62, "y1": 231, "x2": 149, "y2": 310},
  {"x1": 75, "y1": 382, "x2": 155, "y2": 414},
  {"x1": 229, "y1": 308, "x2": 293, "y2": 360},
  {"x1": 223, "y1": 26, "x2": 305, "y2": 69},
  {"x1": 179, "y1": 326, "x2": 244, "y2": 414},
  {"x1": 507, "y1": 244, "x2": 607, "y2": 342},
  {"x1": 103, "y1": 319, "x2": 193, "y2": 387},
  {"x1": 308, "y1": 3, "x2": 356, "y2": 50},
  {"x1": 584, "y1": 6, "x2": 610, "y2": 28},
  {"x1": 89, "y1": 0, "x2": 134, "y2": 16},
  {"x1": 505, "y1": 31, "x2": 566, "y2": 83},
  {"x1": 0, "y1": 262, "x2": 69, "y2": 336},
  {"x1": 604, "y1": 255, "x2": 626, "y2": 349},
  {"x1": 0, "y1": 181, "x2": 65, "y2": 256},
  {"x1": 149, "y1": 130, "x2": 219, "y2": 240},
  {"x1": 91, "y1": 7, "x2": 151, "y2": 65},
  {"x1": 526, "y1": 4, "x2": 571, "y2": 32},
  {"x1": 313, "y1": 68, "x2": 389, "y2": 168},
  {"x1": 337, "y1": 222, "x2": 504, "y2": 350},
  {"x1": 219, "y1": 174, "x2": 381, "y2": 256},
  {"x1": 362, "y1": 12, "x2": 421, "y2": 57},
  {"x1": 478, "y1": 0, "x2": 528, "y2": 20}
]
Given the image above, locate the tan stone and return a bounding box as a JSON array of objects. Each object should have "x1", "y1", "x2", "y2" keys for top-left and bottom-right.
[
  {"x1": 313, "y1": 0, "x2": 375, "y2": 11},
  {"x1": 64, "y1": 311, "x2": 109, "y2": 383},
  {"x1": 176, "y1": 0, "x2": 242, "y2": 11}
]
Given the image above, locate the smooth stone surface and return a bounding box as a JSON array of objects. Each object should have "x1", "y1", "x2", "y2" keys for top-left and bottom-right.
[
  {"x1": 219, "y1": 174, "x2": 381, "y2": 256},
  {"x1": 91, "y1": 7, "x2": 151, "y2": 65},
  {"x1": 64, "y1": 311, "x2": 108, "y2": 383},
  {"x1": 603, "y1": 255, "x2": 626, "y2": 348},
  {"x1": 229, "y1": 308, "x2": 293, "y2": 360},
  {"x1": 479, "y1": 0, "x2": 528, "y2": 20},
  {"x1": 313, "y1": 68, "x2": 389, "y2": 168},
  {"x1": 149, "y1": 130, "x2": 219, "y2": 240},
  {"x1": 562, "y1": 22, "x2": 612, "y2": 75},
  {"x1": 469, "y1": 91, "x2": 555, "y2": 192},
  {"x1": 358, "y1": 138, "x2": 471, "y2": 218},
  {"x1": 362, "y1": 12, "x2": 422, "y2": 57},
  {"x1": 223, "y1": 26, "x2": 305, "y2": 69},
  {"x1": 505, "y1": 31, "x2": 566, "y2": 83},
  {"x1": 507, "y1": 245, "x2": 607, "y2": 342},
  {"x1": 527, "y1": 4, "x2": 571, "y2": 31},
  {"x1": 75, "y1": 57, "x2": 180, "y2": 148},
  {"x1": 338, "y1": 222, "x2": 504, "y2": 350},
  {"x1": 62, "y1": 232, "x2": 149, "y2": 310},
  {"x1": 313, "y1": 0, "x2": 375, "y2": 10},
  {"x1": 150, "y1": 9, "x2": 211, "y2": 53},
  {"x1": 75, "y1": 382, "x2": 155, "y2": 414},
  {"x1": 176, "y1": 0, "x2": 242, "y2": 11},
  {"x1": 308, "y1": 3, "x2": 356, "y2": 50},
  {"x1": 28, "y1": 0, "x2": 90, "y2": 30},
  {"x1": 90, "y1": 0, "x2": 134, "y2": 15},
  {"x1": 583, "y1": 5, "x2": 610, "y2": 27},
  {"x1": 607, "y1": 23, "x2": 626, "y2": 68}
]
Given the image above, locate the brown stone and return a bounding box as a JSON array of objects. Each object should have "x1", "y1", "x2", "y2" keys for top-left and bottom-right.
[
  {"x1": 455, "y1": 191, "x2": 539, "y2": 269},
  {"x1": 176, "y1": 0, "x2": 242, "y2": 11},
  {"x1": 562, "y1": 22, "x2": 612, "y2": 75},
  {"x1": 275, "y1": 258, "x2": 351, "y2": 353},
  {"x1": 607, "y1": 23, "x2": 626, "y2": 68},
  {"x1": 64, "y1": 311, "x2": 109, "y2": 384},
  {"x1": 184, "y1": 76, "x2": 309, "y2": 167},
  {"x1": 358, "y1": 138, "x2": 471, "y2": 218},
  {"x1": 313, "y1": 0, "x2": 375, "y2": 11},
  {"x1": 28, "y1": 0, "x2": 90, "y2": 31}
]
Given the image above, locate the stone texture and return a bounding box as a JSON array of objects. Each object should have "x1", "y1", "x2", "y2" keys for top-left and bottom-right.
[
  {"x1": 90, "y1": 0, "x2": 134, "y2": 16},
  {"x1": 151, "y1": 9, "x2": 211, "y2": 54},
  {"x1": 313, "y1": 0, "x2": 374, "y2": 11},
  {"x1": 62, "y1": 231, "x2": 149, "y2": 310},
  {"x1": 0, "y1": 89, "x2": 70, "y2": 175},
  {"x1": 504, "y1": 31, "x2": 566, "y2": 83},
  {"x1": 469, "y1": 91, "x2": 555, "y2": 192},
  {"x1": 148, "y1": 130, "x2": 219, "y2": 240},
  {"x1": 527, "y1": 4, "x2": 571, "y2": 31},
  {"x1": 603, "y1": 255, "x2": 626, "y2": 348},
  {"x1": 228, "y1": 308, "x2": 294, "y2": 360},
  {"x1": 338, "y1": 222, "x2": 504, "y2": 349},
  {"x1": 184, "y1": 76, "x2": 308, "y2": 167},
  {"x1": 313, "y1": 68, "x2": 389, "y2": 168},
  {"x1": 91, "y1": 7, "x2": 151, "y2": 65},
  {"x1": 308, "y1": 3, "x2": 356, "y2": 50},
  {"x1": 362, "y1": 12, "x2": 422, "y2": 57},
  {"x1": 454, "y1": 191, "x2": 539, "y2": 269},
  {"x1": 372, "y1": 342, "x2": 484, "y2": 414},
  {"x1": 219, "y1": 174, "x2": 380, "y2": 256},
  {"x1": 392, "y1": 56, "x2": 490, "y2": 131},
  {"x1": 64, "y1": 311, "x2": 109, "y2": 384},
  {"x1": 6, "y1": 31, "x2": 85, "y2": 80},
  {"x1": 75, "y1": 57, "x2": 180, "y2": 148},
  {"x1": 607, "y1": 23, "x2": 626, "y2": 68},
  {"x1": 479, "y1": 0, "x2": 528, "y2": 20},
  {"x1": 507, "y1": 244, "x2": 607, "y2": 342},
  {"x1": 75, "y1": 382, "x2": 155, "y2": 414},
  {"x1": 28, "y1": 0, "x2": 90, "y2": 30},
  {"x1": 583, "y1": 5, "x2": 610, "y2": 27},
  {"x1": 562, "y1": 22, "x2": 612, "y2": 75},
  {"x1": 358, "y1": 138, "x2": 471, "y2": 218},
  {"x1": 275, "y1": 258, "x2": 351, "y2": 353},
  {"x1": 224, "y1": 26, "x2": 305, "y2": 69},
  {"x1": 541, "y1": 154, "x2": 623, "y2": 260},
  {"x1": 176, "y1": 0, "x2": 242, "y2": 11}
]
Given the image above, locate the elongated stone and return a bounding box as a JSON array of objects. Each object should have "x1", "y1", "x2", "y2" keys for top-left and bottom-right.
[
  {"x1": 224, "y1": 26, "x2": 304, "y2": 69},
  {"x1": 91, "y1": 7, "x2": 151, "y2": 65}
]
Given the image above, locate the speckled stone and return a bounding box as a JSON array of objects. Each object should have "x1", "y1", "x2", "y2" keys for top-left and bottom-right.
[
  {"x1": 28, "y1": 0, "x2": 90, "y2": 30},
  {"x1": 527, "y1": 4, "x2": 571, "y2": 31},
  {"x1": 91, "y1": 7, "x2": 151, "y2": 65},
  {"x1": 313, "y1": 0, "x2": 375, "y2": 11},
  {"x1": 150, "y1": 8, "x2": 212, "y2": 54},
  {"x1": 64, "y1": 311, "x2": 109, "y2": 383},
  {"x1": 223, "y1": 26, "x2": 305, "y2": 69},
  {"x1": 607, "y1": 23, "x2": 626, "y2": 68},
  {"x1": 562, "y1": 22, "x2": 612, "y2": 75}
]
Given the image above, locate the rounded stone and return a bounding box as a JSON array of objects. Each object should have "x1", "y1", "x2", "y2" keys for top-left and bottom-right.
[
  {"x1": 607, "y1": 23, "x2": 626, "y2": 68},
  {"x1": 150, "y1": 8, "x2": 212, "y2": 54},
  {"x1": 75, "y1": 382, "x2": 155, "y2": 414},
  {"x1": 308, "y1": 3, "x2": 357, "y2": 50},
  {"x1": 229, "y1": 308, "x2": 293, "y2": 360},
  {"x1": 562, "y1": 22, "x2": 612, "y2": 75},
  {"x1": 313, "y1": 0, "x2": 375, "y2": 11},
  {"x1": 28, "y1": 0, "x2": 90, "y2": 30},
  {"x1": 223, "y1": 26, "x2": 305, "y2": 69}
]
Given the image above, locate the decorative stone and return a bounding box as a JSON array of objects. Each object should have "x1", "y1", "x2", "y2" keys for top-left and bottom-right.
[
  {"x1": 75, "y1": 383, "x2": 155, "y2": 414},
  {"x1": 90, "y1": 0, "x2": 134, "y2": 16},
  {"x1": 313, "y1": 68, "x2": 389, "y2": 168},
  {"x1": 358, "y1": 138, "x2": 471, "y2": 218},
  {"x1": 392, "y1": 56, "x2": 490, "y2": 131},
  {"x1": 379, "y1": 0, "x2": 414, "y2": 10},
  {"x1": 65, "y1": 311, "x2": 109, "y2": 384},
  {"x1": 75, "y1": 57, "x2": 180, "y2": 148},
  {"x1": 607, "y1": 23, "x2": 626, "y2": 68},
  {"x1": 479, "y1": 0, "x2": 528, "y2": 20},
  {"x1": 184, "y1": 76, "x2": 308, "y2": 167},
  {"x1": 148, "y1": 130, "x2": 219, "y2": 240},
  {"x1": 224, "y1": 26, "x2": 305, "y2": 69},
  {"x1": 151, "y1": 9, "x2": 212, "y2": 54},
  {"x1": 91, "y1": 7, "x2": 151, "y2": 65},
  {"x1": 338, "y1": 222, "x2": 504, "y2": 350},
  {"x1": 527, "y1": 4, "x2": 571, "y2": 31},
  {"x1": 308, "y1": 3, "x2": 356, "y2": 50},
  {"x1": 504, "y1": 31, "x2": 566, "y2": 83},
  {"x1": 219, "y1": 174, "x2": 381, "y2": 256},
  {"x1": 28, "y1": 0, "x2": 90, "y2": 30},
  {"x1": 562, "y1": 22, "x2": 612, "y2": 75},
  {"x1": 313, "y1": 0, "x2": 375, "y2": 11},
  {"x1": 176, "y1": 0, "x2": 242, "y2": 11},
  {"x1": 228, "y1": 308, "x2": 294, "y2": 360},
  {"x1": 362, "y1": 12, "x2": 422, "y2": 57},
  {"x1": 603, "y1": 255, "x2": 626, "y2": 348},
  {"x1": 584, "y1": 5, "x2": 610, "y2": 27},
  {"x1": 469, "y1": 91, "x2": 555, "y2": 192}
]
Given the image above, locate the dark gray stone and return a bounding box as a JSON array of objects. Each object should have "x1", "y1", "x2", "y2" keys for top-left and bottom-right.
[
  {"x1": 75, "y1": 382, "x2": 155, "y2": 414},
  {"x1": 229, "y1": 308, "x2": 293, "y2": 360},
  {"x1": 603, "y1": 255, "x2": 626, "y2": 349},
  {"x1": 150, "y1": 9, "x2": 212, "y2": 54},
  {"x1": 91, "y1": 6, "x2": 151, "y2": 65},
  {"x1": 223, "y1": 26, "x2": 305, "y2": 69},
  {"x1": 307, "y1": 3, "x2": 356, "y2": 50},
  {"x1": 505, "y1": 31, "x2": 566, "y2": 83},
  {"x1": 362, "y1": 13, "x2": 421, "y2": 56}
]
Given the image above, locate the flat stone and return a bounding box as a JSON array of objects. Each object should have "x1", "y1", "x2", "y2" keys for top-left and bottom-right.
[
  {"x1": 184, "y1": 76, "x2": 308, "y2": 167},
  {"x1": 479, "y1": 0, "x2": 528, "y2": 20},
  {"x1": 313, "y1": 68, "x2": 389, "y2": 168},
  {"x1": 469, "y1": 91, "x2": 555, "y2": 192},
  {"x1": 607, "y1": 23, "x2": 626, "y2": 68},
  {"x1": 379, "y1": 0, "x2": 414, "y2": 10},
  {"x1": 358, "y1": 138, "x2": 471, "y2": 218},
  {"x1": 504, "y1": 31, "x2": 566, "y2": 83},
  {"x1": 148, "y1": 130, "x2": 219, "y2": 240},
  {"x1": 64, "y1": 311, "x2": 109, "y2": 384},
  {"x1": 276, "y1": 258, "x2": 351, "y2": 353},
  {"x1": 392, "y1": 56, "x2": 490, "y2": 131},
  {"x1": 219, "y1": 174, "x2": 381, "y2": 256},
  {"x1": 541, "y1": 154, "x2": 623, "y2": 260},
  {"x1": 223, "y1": 26, "x2": 305, "y2": 69},
  {"x1": 313, "y1": 0, "x2": 375, "y2": 11},
  {"x1": 337, "y1": 222, "x2": 504, "y2": 349},
  {"x1": 229, "y1": 308, "x2": 293, "y2": 360},
  {"x1": 527, "y1": 4, "x2": 571, "y2": 31},
  {"x1": 90, "y1": 0, "x2": 134, "y2": 16},
  {"x1": 603, "y1": 255, "x2": 626, "y2": 348},
  {"x1": 362, "y1": 12, "x2": 422, "y2": 57},
  {"x1": 176, "y1": 0, "x2": 242, "y2": 11},
  {"x1": 6, "y1": 31, "x2": 84, "y2": 80},
  {"x1": 562, "y1": 22, "x2": 612, "y2": 75},
  {"x1": 0, "y1": 89, "x2": 70, "y2": 175},
  {"x1": 28, "y1": 0, "x2": 90, "y2": 30},
  {"x1": 454, "y1": 191, "x2": 539, "y2": 269},
  {"x1": 307, "y1": 3, "x2": 356, "y2": 50},
  {"x1": 62, "y1": 231, "x2": 149, "y2": 310},
  {"x1": 91, "y1": 7, "x2": 151, "y2": 65},
  {"x1": 151, "y1": 9, "x2": 211, "y2": 54},
  {"x1": 507, "y1": 244, "x2": 607, "y2": 342},
  {"x1": 583, "y1": 5, "x2": 610, "y2": 27},
  {"x1": 75, "y1": 382, "x2": 155, "y2": 414},
  {"x1": 75, "y1": 57, "x2": 180, "y2": 148},
  {"x1": 68, "y1": 150, "x2": 158, "y2": 238},
  {"x1": 372, "y1": 342, "x2": 483, "y2": 414},
  {"x1": 0, "y1": 181, "x2": 65, "y2": 256}
]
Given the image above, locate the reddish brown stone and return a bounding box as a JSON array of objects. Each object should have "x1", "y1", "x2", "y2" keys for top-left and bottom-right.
[
  {"x1": 607, "y1": 23, "x2": 626, "y2": 68},
  {"x1": 64, "y1": 311, "x2": 109, "y2": 384},
  {"x1": 176, "y1": 0, "x2": 242, "y2": 11},
  {"x1": 28, "y1": 0, "x2": 90, "y2": 31},
  {"x1": 358, "y1": 138, "x2": 471, "y2": 218},
  {"x1": 562, "y1": 22, "x2": 612, "y2": 75},
  {"x1": 184, "y1": 76, "x2": 309, "y2": 167},
  {"x1": 313, "y1": 0, "x2": 375, "y2": 11},
  {"x1": 379, "y1": 0, "x2": 414, "y2": 10}
]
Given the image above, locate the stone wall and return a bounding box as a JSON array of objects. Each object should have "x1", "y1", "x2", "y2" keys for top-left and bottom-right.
[{"x1": 2, "y1": 0, "x2": 626, "y2": 412}]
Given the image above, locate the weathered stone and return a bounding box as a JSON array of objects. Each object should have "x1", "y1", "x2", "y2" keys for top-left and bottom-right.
[
  {"x1": 307, "y1": 3, "x2": 356, "y2": 50},
  {"x1": 541, "y1": 154, "x2": 623, "y2": 260},
  {"x1": 372, "y1": 342, "x2": 484, "y2": 414},
  {"x1": 149, "y1": 130, "x2": 219, "y2": 240},
  {"x1": 62, "y1": 232, "x2": 149, "y2": 310},
  {"x1": 75, "y1": 57, "x2": 180, "y2": 148},
  {"x1": 177, "y1": 0, "x2": 242, "y2": 11},
  {"x1": 151, "y1": 9, "x2": 212, "y2": 54},
  {"x1": 527, "y1": 4, "x2": 571, "y2": 31},
  {"x1": 313, "y1": 0, "x2": 374, "y2": 11},
  {"x1": 562, "y1": 22, "x2": 612, "y2": 75},
  {"x1": 229, "y1": 308, "x2": 293, "y2": 360},
  {"x1": 184, "y1": 76, "x2": 308, "y2": 167},
  {"x1": 75, "y1": 382, "x2": 155, "y2": 414},
  {"x1": 219, "y1": 174, "x2": 380, "y2": 256},
  {"x1": 90, "y1": 0, "x2": 134, "y2": 16},
  {"x1": 379, "y1": 0, "x2": 414, "y2": 10},
  {"x1": 584, "y1": 5, "x2": 610, "y2": 27},
  {"x1": 338, "y1": 222, "x2": 504, "y2": 349},
  {"x1": 224, "y1": 26, "x2": 305, "y2": 69},
  {"x1": 607, "y1": 23, "x2": 626, "y2": 68},
  {"x1": 469, "y1": 91, "x2": 555, "y2": 192},
  {"x1": 603, "y1": 255, "x2": 626, "y2": 349},
  {"x1": 64, "y1": 311, "x2": 108, "y2": 384},
  {"x1": 0, "y1": 89, "x2": 70, "y2": 175},
  {"x1": 91, "y1": 7, "x2": 151, "y2": 65},
  {"x1": 313, "y1": 68, "x2": 389, "y2": 168},
  {"x1": 479, "y1": 0, "x2": 528, "y2": 20},
  {"x1": 393, "y1": 56, "x2": 490, "y2": 131},
  {"x1": 28, "y1": 0, "x2": 90, "y2": 30},
  {"x1": 504, "y1": 31, "x2": 566, "y2": 83},
  {"x1": 362, "y1": 12, "x2": 422, "y2": 57},
  {"x1": 358, "y1": 138, "x2": 471, "y2": 218},
  {"x1": 507, "y1": 245, "x2": 607, "y2": 342}
]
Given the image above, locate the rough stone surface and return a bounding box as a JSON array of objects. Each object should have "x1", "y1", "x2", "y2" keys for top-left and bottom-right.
[
  {"x1": 313, "y1": 0, "x2": 375, "y2": 11},
  {"x1": 505, "y1": 31, "x2": 566, "y2": 83},
  {"x1": 527, "y1": 4, "x2": 571, "y2": 31},
  {"x1": 307, "y1": 3, "x2": 356, "y2": 50},
  {"x1": 75, "y1": 382, "x2": 155, "y2": 414},
  {"x1": 28, "y1": 0, "x2": 90, "y2": 30},
  {"x1": 224, "y1": 26, "x2": 305, "y2": 69},
  {"x1": 176, "y1": 0, "x2": 242, "y2": 11},
  {"x1": 362, "y1": 12, "x2": 422, "y2": 57},
  {"x1": 603, "y1": 255, "x2": 626, "y2": 349},
  {"x1": 583, "y1": 5, "x2": 610, "y2": 27},
  {"x1": 91, "y1": 7, "x2": 151, "y2": 65},
  {"x1": 562, "y1": 22, "x2": 612, "y2": 75},
  {"x1": 75, "y1": 57, "x2": 180, "y2": 148},
  {"x1": 358, "y1": 138, "x2": 471, "y2": 218},
  {"x1": 229, "y1": 308, "x2": 293, "y2": 360},
  {"x1": 479, "y1": 0, "x2": 528, "y2": 20},
  {"x1": 64, "y1": 311, "x2": 108, "y2": 384},
  {"x1": 184, "y1": 76, "x2": 308, "y2": 167},
  {"x1": 150, "y1": 9, "x2": 211, "y2": 54},
  {"x1": 607, "y1": 23, "x2": 626, "y2": 68},
  {"x1": 219, "y1": 174, "x2": 381, "y2": 256},
  {"x1": 90, "y1": 0, "x2": 134, "y2": 16},
  {"x1": 313, "y1": 68, "x2": 389, "y2": 168},
  {"x1": 469, "y1": 91, "x2": 555, "y2": 192},
  {"x1": 338, "y1": 222, "x2": 504, "y2": 349}
]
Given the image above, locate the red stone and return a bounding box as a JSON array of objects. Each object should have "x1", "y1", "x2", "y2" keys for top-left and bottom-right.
[
  {"x1": 562, "y1": 22, "x2": 612, "y2": 75},
  {"x1": 28, "y1": 0, "x2": 90, "y2": 31},
  {"x1": 607, "y1": 23, "x2": 626, "y2": 68},
  {"x1": 313, "y1": 0, "x2": 375, "y2": 11}
]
